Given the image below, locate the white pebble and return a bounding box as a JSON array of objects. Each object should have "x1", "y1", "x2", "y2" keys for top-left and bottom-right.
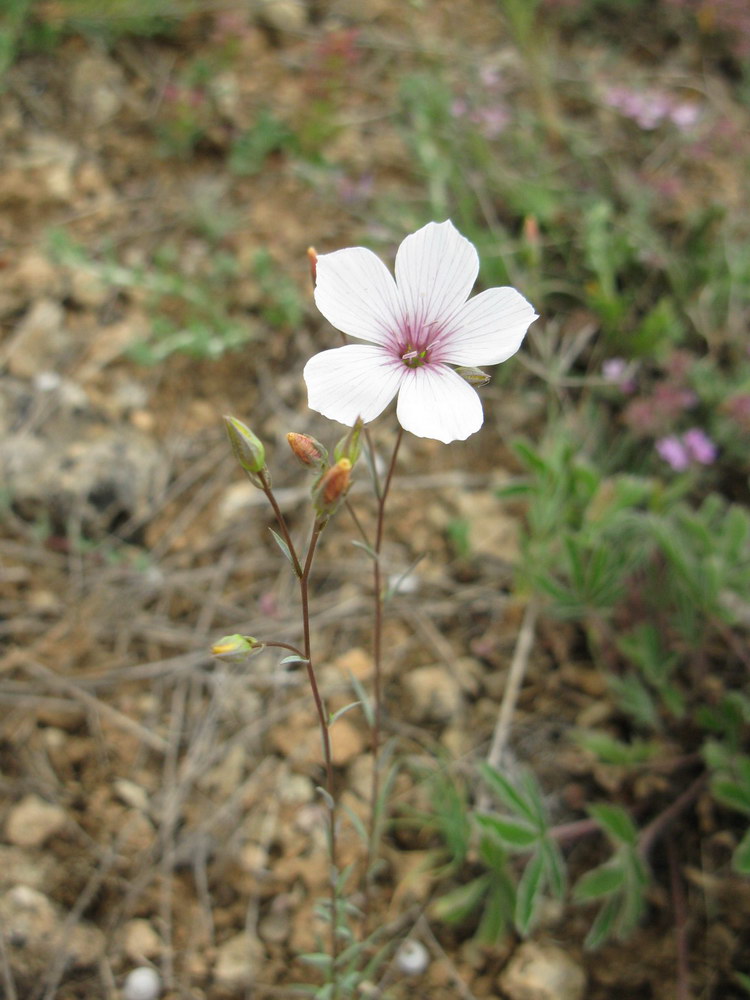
[
  {"x1": 395, "y1": 939, "x2": 429, "y2": 975},
  {"x1": 123, "y1": 966, "x2": 161, "y2": 1000}
]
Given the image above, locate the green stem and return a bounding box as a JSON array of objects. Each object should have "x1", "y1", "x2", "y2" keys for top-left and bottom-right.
[{"x1": 364, "y1": 426, "x2": 403, "y2": 898}]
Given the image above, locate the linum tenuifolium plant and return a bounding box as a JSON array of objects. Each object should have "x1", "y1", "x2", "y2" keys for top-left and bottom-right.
[{"x1": 212, "y1": 220, "x2": 538, "y2": 996}]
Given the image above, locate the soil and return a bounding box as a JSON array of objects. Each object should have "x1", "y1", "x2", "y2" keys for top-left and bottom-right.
[{"x1": 0, "y1": 3, "x2": 747, "y2": 999}]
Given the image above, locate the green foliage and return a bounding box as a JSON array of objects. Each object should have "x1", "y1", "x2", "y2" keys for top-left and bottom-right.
[{"x1": 46, "y1": 229, "x2": 305, "y2": 363}]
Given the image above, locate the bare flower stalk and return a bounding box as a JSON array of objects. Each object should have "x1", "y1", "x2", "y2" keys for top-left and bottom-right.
[{"x1": 362, "y1": 426, "x2": 403, "y2": 908}]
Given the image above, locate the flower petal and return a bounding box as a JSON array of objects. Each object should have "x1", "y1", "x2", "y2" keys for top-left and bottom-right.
[
  {"x1": 304, "y1": 344, "x2": 404, "y2": 426},
  {"x1": 396, "y1": 365, "x2": 483, "y2": 443},
  {"x1": 314, "y1": 247, "x2": 401, "y2": 345},
  {"x1": 394, "y1": 221, "x2": 478, "y2": 335},
  {"x1": 440, "y1": 286, "x2": 538, "y2": 366}
]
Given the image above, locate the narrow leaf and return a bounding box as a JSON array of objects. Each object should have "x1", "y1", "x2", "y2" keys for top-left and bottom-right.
[
  {"x1": 514, "y1": 850, "x2": 545, "y2": 935},
  {"x1": 585, "y1": 893, "x2": 620, "y2": 949},
  {"x1": 268, "y1": 527, "x2": 297, "y2": 568},
  {"x1": 476, "y1": 813, "x2": 539, "y2": 850},
  {"x1": 573, "y1": 861, "x2": 625, "y2": 902},
  {"x1": 431, "y1": 874, "x2": 491, "y2": 925},
  {"x1": 733, "y1": 826, "x2": 750, "y2": 875},
  {"x1": 479, "y1": 762, "x2": 537, "y2": 824},
  {"x1": 588, "y1": 803, "x2": 638, "y2": 846},
  {"x1": 329, "y1": 701, "x2": 361, "y2": 725}
]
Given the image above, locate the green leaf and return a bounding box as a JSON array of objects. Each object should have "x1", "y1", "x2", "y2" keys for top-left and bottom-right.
[
  {"x1": 712, "y1": 779, "x2": 750, "y2": 816},
  {"x1": 298, "y1": 952, "x2": 333, "y2": 971},
  {"x1": 514, "y1": 850, "x2": 545, "y2": 935},
  {"x1": 479, "y1": 763, "x2": 538, "y2": 825},
  {"x1": 733, "y1": 828, "x2": 750, "y2": 874},
  {"x1": 584, "y1": 893, "x2": 620, "y2": 949},
  {"x1": 329, "y1": 701, "x2": 361, "y2": 725},
  {"x1": 268, "y1": 527, "x2": 297, "y2": 570},
  {"x1": 280, "y1": 654, "x2": 309, "y2": 666},
  {"x1": 351, "y1": 539, "x2": 377, "y2": 559},
  {"x1": 431, "y1": 874, "x2": 490, "y2": 925},
  {"x1": 476, "y1": 813, "x2": 539, "y2": 849},
  {"x1": 573, "y1": 862, "x2": 625, "y2": 902},
  {"x1": 476, "y1": 877, "x2": 514, "y2": 945},
  {"x1": 541, "y1": 838, "x2": 567, "y2": 900},
  {"x1": 588, "y1": 803, "x2": 638, "y2": 846}
]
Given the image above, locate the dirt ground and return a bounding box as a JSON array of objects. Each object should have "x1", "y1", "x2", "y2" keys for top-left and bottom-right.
[{"x1": 0, "y1": 2, "x2": 747, "y2": 998}]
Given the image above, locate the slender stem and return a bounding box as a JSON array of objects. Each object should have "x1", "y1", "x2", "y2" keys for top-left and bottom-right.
[
  {"x1": 260, "y1": 474, "x2": 338, "y2": 991},
  {"x1": 259, "y1": 471, "x2": 303, "y2": 578},
  {"x1": 364, "y1": 427, "x2": 403, "y2": 894},
  {"x1": 298, "y1": 522, "x2": 340, "y2": 993},
  {"x1": 667, "y1": 837, "x2": 693, "y2": 1000},
  {"x1": 639, "y1": 773, "x2": 707, "y2": 860},
  {"x1": 264, "y1": 640, "x2": 307, "y2": 659},
  {"x1": 478, "y1": 598, "x2": 540, "y2": 812}
]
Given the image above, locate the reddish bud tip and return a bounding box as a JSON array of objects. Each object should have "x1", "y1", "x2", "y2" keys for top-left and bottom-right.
[
  {"x1": 287, "y1": 432, "x2": 328, "y2": 468},
  {"x1": 313, "y1": 458, "x2": 352, "y2": 519},
  {"x1": 307, "y1": 246, "x2": 318, "y2": 286}
]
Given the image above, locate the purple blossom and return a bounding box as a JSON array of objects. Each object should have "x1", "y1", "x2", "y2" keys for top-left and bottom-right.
[
  {"x1": 656, "y1": 435, "x2": 691, "y2": 471},
  {"x1": 682, "y1": 427, "x2": 718, "y2": 465}
]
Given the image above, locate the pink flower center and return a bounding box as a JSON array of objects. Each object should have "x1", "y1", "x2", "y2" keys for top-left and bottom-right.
[{"x1": 395, "y1": 318, "x2": 443, "y2": 368}]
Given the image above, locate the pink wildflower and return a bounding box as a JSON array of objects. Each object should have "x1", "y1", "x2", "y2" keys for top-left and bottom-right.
[
  {"x1": 304, "y1": 221, "x2": 538, "y2": 443},
  {"x1": 682, "y1": 427, "x2": 717, "y2": 464},
  {"x1": 656, "y1": 435, "x2": 691, "y2": 471}
]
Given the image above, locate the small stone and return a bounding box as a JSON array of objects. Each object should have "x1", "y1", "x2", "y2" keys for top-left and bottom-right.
[
  {"x1": 401, "y1": 666, "x2": 464, "y2": 724},
  {"x1": 123, "y1": 919, "x2": 162, "y2": 961},
  {"x1": 123, "y1": 966, "x2": 161, "y2": 1000},
  {"x1": 6, "y1": 299, "x2": 69, "y2": 378},
  {"x1": 0, "y1": 884, "x2": 58, "y2": 943},
  {"x1": 257, "y1": 0, "x2": 307, "y2": 32},
  {"x1": 214, "y1": 931, "x2": 263, "y2": 988},
  {"x1": 70, "y1": 53, "x2": 125, "y2": 124},
  {"x1": 113, "y1": 780, "x2": 150, "y2": 813},
  {"x1": 395, "y1": 939, "x2": 430, "y2": 975},
  {"x1": 6, "y1": 795, "x2": 67, "y2": 847},
  {"x1": 498, "y1": 941, "x2": 586, "y2": 1000}
]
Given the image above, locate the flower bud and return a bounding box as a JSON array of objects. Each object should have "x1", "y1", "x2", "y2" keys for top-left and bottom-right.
[
  {"x1": 287, "y1": 432, "x2": 328, "y2": 469},
  {"x1": 224, "y1": 415, "x2": 267, "y2": 480},
  {"x1": 455, "y1": 366, "x2": 491, "y2": 388},
  {"x1": 307, "y1": 246, "x2": 318, "y2": 286},
  {"x1": 333, "y1": 416, "x2": 363, "y2": 466},
  {"x1": 211, "y1": 634, "x2": 264, "y2": 662},
  {"x1": 313, "y1": 458, "x2": 351, "y2": 520}
]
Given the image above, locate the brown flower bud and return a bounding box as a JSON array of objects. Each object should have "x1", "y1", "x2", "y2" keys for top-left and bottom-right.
[
  {"x1": 313, "y1": 458, "x2": 352, "y2": 520},
  {"x1": 287, "y1": 432, "x2": 328, "y2": 469}
]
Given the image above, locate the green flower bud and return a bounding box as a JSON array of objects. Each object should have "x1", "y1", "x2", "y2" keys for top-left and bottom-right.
[
  {"x1": 455, "y1": 366, "x2": 491, "y2": 388},
  {"x1": 333, "y1": 417, "x2": 364, "y2": 466},
  {"x1": 211, "y1": 634, "x2": 264, "y2": 662},
  {"x1": 224, "y1": 416, "x2": 267, "y2": 479}
]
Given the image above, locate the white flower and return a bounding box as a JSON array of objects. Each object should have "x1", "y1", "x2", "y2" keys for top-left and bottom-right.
[{"x1": 304, "y1": 220, "x2": 538, "y2": 444}]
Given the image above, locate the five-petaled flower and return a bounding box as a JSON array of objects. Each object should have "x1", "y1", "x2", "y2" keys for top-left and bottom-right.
[{"x1": 303, "y1": 220, "x2": 538, "y2": 444}]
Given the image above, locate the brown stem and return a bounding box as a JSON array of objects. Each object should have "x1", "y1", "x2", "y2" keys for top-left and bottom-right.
[
  {"x1": 638, "y1": 773, "x2": 707, "y2": 860},
  {"x1": 259, "y1": 471, "x2": 303, "y2": 578},
  {"x1": 667, "y1": 837, "x2": 693, "y2": 1000},
  {"x1": 298, "y1": 523, "x2": 340, "y2": 993}
]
